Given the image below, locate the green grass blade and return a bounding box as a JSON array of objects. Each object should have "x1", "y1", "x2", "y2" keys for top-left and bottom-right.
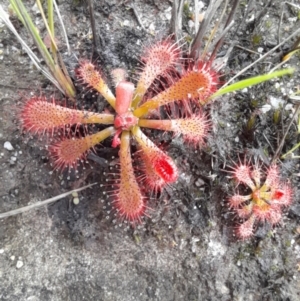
[
  {"x1": 47, "y1": 0, "x2": 57, "y2": 56},
  {"x1": 210, "y1": 68, "x2": 294, "y2": 100},
  {"x1": 48, "y1": 0, "x2": 54, "y2": 35},
  {"x1": 8, "y1": 0, "x2": 24, "y2": 24},
  {"x1": 36, "y1": 0, "x2": 58, "y2": 53},
  {"x1": 14, "y1": 0, "x2": 55, "y2": 68}
]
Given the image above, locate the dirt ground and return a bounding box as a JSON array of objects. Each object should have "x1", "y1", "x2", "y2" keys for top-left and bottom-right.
[{"x1": 0, "y1": 0, "x2": 300, "y2": 300}]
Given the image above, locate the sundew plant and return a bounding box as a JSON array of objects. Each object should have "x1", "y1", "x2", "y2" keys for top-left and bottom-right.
[{"x1": 19, "y1": 39, "x2": 217, "y2": 222}]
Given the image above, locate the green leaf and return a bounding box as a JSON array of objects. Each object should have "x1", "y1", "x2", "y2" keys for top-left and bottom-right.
[{"x1": 210, "y1": 68, "x2": 294, "y2": 100}]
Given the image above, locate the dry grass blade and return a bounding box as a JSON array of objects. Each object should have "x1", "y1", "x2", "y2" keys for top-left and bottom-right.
[
  {"x1": 88, "y1": 0, "x2": 99, "y2": 51},
  {"x1": 53, "y1": 0, "x2": 71, "y2": 54},
  {"x1": 170, "y1": 0, "x2": 184, "y2": 41},
  {"x1": 0, "y1": 183, "x2": 97, "y2": 219}
]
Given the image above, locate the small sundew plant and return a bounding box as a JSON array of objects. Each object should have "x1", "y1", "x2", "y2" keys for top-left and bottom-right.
[
  {"x1": 228, "y1": 161, "x2": 293, "y2": 239},
  {"x1": 20, "y1": 39, "x2": 216, "y2": 222}
]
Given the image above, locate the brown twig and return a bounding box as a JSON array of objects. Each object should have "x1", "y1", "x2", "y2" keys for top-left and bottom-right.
[
  {"x1": 190, "y1": 0, "x2": 222, "y2": 61},
  {"x1": 88, "y1": 0, "x2": 99, "y2": 52},
  {"x1": 208, "y1": 0, "x2": 240, "y2": 63}
]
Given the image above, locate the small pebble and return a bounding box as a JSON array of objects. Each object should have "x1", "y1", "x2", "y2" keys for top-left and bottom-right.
[
  {"x1": 4, "y1": 141, "x2": 14, "y2": 151},
  {"x1": 285, "y1": 103, "x2": 293, "y2": 111},
  {"x1": 195, "y1": 178, "x2": 205, "y2": 187},
  {"x1": 261, "y1": 104, "x2": 271, "y2": 113},
  {"x1": 9, "y1": 157, "x2": 17, "y2": 165},
  {"x1": 165, "y1": 11, "x2": 171, "y2": 21},
  {"x1": 257, "y1": 47, "x2": 264, "y2": 53},
  {"x1": 123, "y1": 20, "x2": 130, "y2": 26},
  {"x1": 72, "y1": 191, "x2": 78, "y2": 198},
  {"x1": 16, "y1": 260, "x2": 24, "y2": 269},
  {"x1": 148, "y1": 23, "x2": 155, "y2": 31},
  {"x1": 270, "y1": 96, "x2": 284, "y2": 109},
  {"x1": 198, "y1": 1, "x2": 205, "y2": 10},
  {"x1": 188, "y1": 20, "x2": 195, "y2": 28}
]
